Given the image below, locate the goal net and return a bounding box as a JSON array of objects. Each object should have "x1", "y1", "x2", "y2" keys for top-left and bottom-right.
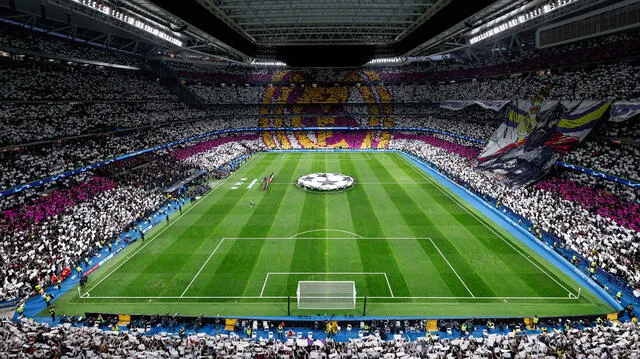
[{"x1": 296, "y1": 281, "x2": 356, "y2": 309}]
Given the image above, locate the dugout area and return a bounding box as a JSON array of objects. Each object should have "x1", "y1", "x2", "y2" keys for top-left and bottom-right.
[{"x1": 47, "y1": 151, "x2": 617, "y2": 318}]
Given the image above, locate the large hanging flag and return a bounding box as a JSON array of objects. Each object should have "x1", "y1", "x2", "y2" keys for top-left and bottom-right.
[
  {"x1": 547, "y1": 101, "x2": 611, "y2": 153},
  {"x1": 610, "y1": 101, "x2": 640, "y2": 122},
  {"x1": 476, "y1": 99, "x2": 611, "y2": 186}
]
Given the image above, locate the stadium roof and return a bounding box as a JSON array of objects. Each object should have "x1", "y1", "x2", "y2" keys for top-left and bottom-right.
[
  {"x1": 0, "y1": 0, "x2": 618, "y2": 67},
  {"x1": 146, "y1": 0, "x2": 498, "y2": 66},
  {"x1": 197, "y1": 0, "x2": 443, "y2": 46}
]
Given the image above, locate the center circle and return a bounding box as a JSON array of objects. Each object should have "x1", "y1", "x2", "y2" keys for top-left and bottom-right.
[{"x1": 297, "y1": 173, "x2": 355, "y2": 192}]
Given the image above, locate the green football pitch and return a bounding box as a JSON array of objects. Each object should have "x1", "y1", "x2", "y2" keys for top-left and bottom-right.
[{"x1": 52, "y1": 151, "x2": 614, "y2": 318}]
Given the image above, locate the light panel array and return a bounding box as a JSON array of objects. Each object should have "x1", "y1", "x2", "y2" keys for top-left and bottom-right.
[
  {"x1": 250, "y1": 59, "x2": 287, "y2": 67},
  {"x1": 469, "y1": 0, "x2": 579, "y2": 44},
  {"x1": 367, "y1": 57, "x2": 405, "y2": 65},
  {"x1": 71, "y1": 0, "x2": 183, "y2": 46}
]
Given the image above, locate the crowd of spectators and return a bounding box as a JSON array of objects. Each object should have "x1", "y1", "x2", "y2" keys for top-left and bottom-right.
[
  {"x1": 2, "y1": 317, "x2": 640, "y2": 357},
  {"x1": 4, "y1": 14, "x2": 640, "y2": 355},
  {"x1": 0, "y1": 23, "x2": 141, "y2": 66},
  {"x1": 0, "y1": 116, "x2": 256, "y2": 191},
  {"x1": 173, "y1": 135, "x2": 264, "y2": 173},
  {"x1": 0, "y1": 102, "x2": 203, "y2": 145},
  {"x1": 561, "y1": 140, "x2": 640, "y2": 181},
  {"x1": 388, "y1": 136, "x2": 640, "y2": 286},
  {"x1": 114, "y1": 155, "x2": 199, "y2": 192},
  {"x1": 0, "y1": 59, "x2": 173, "y2": 102},
  {"x1": 0, "y1": 133, "x2": 264, "y2": 301},
  {"x1": 395, "y1": 111, "x2": 502, "y2": 143},
  {"x1": 184, "y1": 62, "x2": 640, "y2": 104},
  {"x1": 592, "y1": 117, "x2": 640, "y2": 139},
  {"x1": 0, "y1": 181, "x2": 164, "y2": 301},
  {"x1": 555, "y1": 170, "x2": 640, "y2": 204},
  {"x1": 182, "y1": 141, "x2": 262, "y2": 175}
]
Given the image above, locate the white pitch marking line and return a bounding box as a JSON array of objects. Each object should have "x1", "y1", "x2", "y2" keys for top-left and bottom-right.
[
  {"x1": 80, "y1": 295, "x2": 578, "y2": 300},
  {"x1": 365, "y1": 296, "x2": 579, "y2": 300},
  {"x1": 428, "y1": 238, "x2": 475, "y2": 297},
  {"x1": 289, "y1": 229, "x2": 364, "y2": 239},
  {"x1": 225, "y1": 237, "x2": 428, "y2": 240},
  {"x1": 267, "y1": 272, "x2": 388, "y2": 275},
  {"x1": 83, "y1": 155, "x2": 258, "y2": 296},
  {"x1": 383, "y1": 273, "x2": 395, "y2": 298},
  {"x1": 260, "y1": 272, "x2": 393, "y2": 297},
  {"x1": 247, "y1": 179, "x2": 258, "y2": 189},
  {"x1": 270, "y1": 182, "x2": 432, "y2": 185},
  {"x1": 83, "y1": 296, "x2": 289, "y2": 299},
  {"x1": 397, "y1": 153, "x2": 577, "y2": 297},
  {"x1": 181, "y1": 239, "x2": 226, "y2": 297},
  {"x1": 259, "y1": 273, "x2": 270, "y2": 298}
]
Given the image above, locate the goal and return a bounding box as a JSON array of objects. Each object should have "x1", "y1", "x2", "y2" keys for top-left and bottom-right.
[{"x1": 296, "y1": 281, "x2": 356, "y2": 309}]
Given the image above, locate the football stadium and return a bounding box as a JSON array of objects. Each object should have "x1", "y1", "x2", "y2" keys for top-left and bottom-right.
[{"x1": 0, "y1": 0, "x2": 639, "y2": 356}]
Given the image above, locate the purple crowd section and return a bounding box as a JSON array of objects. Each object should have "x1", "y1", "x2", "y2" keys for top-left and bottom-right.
[
  {"x1": 170, "y1": 134, "x2": 258, "y2": 160},
  {"x1": 1, "y1": 177, "x2": 116, "y2": 232},
  {"x1": 535, "y1": 178, "x2": 640, "y2": 232}
]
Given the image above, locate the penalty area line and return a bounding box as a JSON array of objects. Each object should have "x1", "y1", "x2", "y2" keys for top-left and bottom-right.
[
  {"x1": 181, "y1": 239, "x2": 227, "y2": 297},
  {"x1": 259, "y1": 273, "x2": 270, "y2": 298},
  {"x1": 383, "y1": 273, "x2": 395, "y2": 298},
  {"x1": 428, "y1": 238, "x2": 475, "y2": 297}
]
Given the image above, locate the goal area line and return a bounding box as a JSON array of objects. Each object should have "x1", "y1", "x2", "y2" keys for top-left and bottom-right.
[{"x1": 260, "y1": 272, "x2": 394, "y2": 298}]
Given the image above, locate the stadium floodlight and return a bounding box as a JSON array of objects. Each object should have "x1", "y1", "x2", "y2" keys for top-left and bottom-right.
[
  {"x1": 366, "y1": 57, "x2": 406, "y2": 65},
  {"x1": 297, "y1": 281, "x2": 356, "y2": 310},
  {"x1": 249, "y1": 59, "x2": 287, "y2": 67},
  {"x1": 469, "y1": 0, "x2": 580, "y2": 44},
  {"x1": 70, "y1": 0, "x2": 183, "y2": 46}
]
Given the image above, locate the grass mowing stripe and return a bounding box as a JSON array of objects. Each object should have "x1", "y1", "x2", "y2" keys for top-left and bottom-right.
[
  {"x1": 177, "y1": 155, "x2": 288, "y2": 297},
  {"x1": 427, "y1": 238, "x2": 474, "y2": 297},
  {"x1": 49, "y1": 152, "x2": 611, "y2": 317},
  {"x1": 342, "y1": 157, "x2": 411, "y2": 297},
  {"x1": 251, "y1": 159, "x2": 315, "y2": 297},
  {"x1": 394, "y1": 153, "x2": 577, "y2": 297},
  {"x1": 181, "y1": 239, "x2": 226, "y2": 297},
  {"x1": 200, "y1": 155, "x2": 302, "y2": 297},
  {"x1": 286, "y1": 155, "x2": 329, "y2": 291},
  {"x1": 117, "y1": 154, "x2": 275, "y2": 297},
  {"x1": 367, "y1": 155, "x2": 497, "y2": 297},
  {"x1": 383, "y1": 154, "x2": 554, "y2": 298},
  {"x1": 359, "y1": 155, "x2": 473, "y2": 297}
]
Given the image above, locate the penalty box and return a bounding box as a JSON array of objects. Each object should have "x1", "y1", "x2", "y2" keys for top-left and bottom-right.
[{"x1": 188, "y1": 237, "x2": 428, "y2": 298}]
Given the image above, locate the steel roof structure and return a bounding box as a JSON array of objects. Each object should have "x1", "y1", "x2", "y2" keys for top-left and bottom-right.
[
  {"x1": 200, "y1": 0, "x2": 447, "y2": 46},
  {"x1": 0, "y1": 0, "x2": 625, "y2": 67}
]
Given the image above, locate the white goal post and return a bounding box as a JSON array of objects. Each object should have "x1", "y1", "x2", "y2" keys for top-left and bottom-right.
[{"x1": 296, "y1": 281, "x2": 356, "y2": 309}]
